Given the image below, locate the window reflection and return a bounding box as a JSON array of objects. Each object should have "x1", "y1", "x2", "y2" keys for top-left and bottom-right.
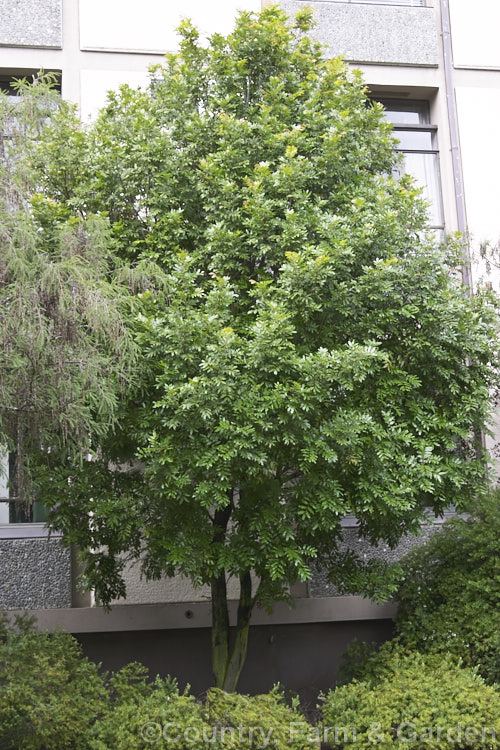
[{"x1": 378, "y1": 100, "x2": 445, "y2": 234}]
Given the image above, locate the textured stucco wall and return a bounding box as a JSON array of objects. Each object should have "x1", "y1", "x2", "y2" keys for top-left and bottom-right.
[
  {"x1": 0, "y1": 538, "x2": 71, "y2": 609},
  {"x1": 310, "y1": 522, "x2": 443, "y2": 597},
  {"x1": 119, "y1": 523, "x2": 442, "y2": 604},
  {"x1": 116, "y1": 565, "x2": 211, "y2": 605},
  {"x1": 280, "y1": 1, "x2": 439, "y2": 66},
  {"x1": 0, "y1": 0, "x2": 62, "y2": 49},
  {"x1": 115, "y1": 561, "x2": 258, "y2": 605}
]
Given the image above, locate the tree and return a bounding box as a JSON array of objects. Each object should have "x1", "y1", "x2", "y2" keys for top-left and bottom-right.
[
  {"x1": 0, "y1": 75, "x2": 135, "y2": 516},
  {"x1": 30, "y1": 8, "x2": 499, "y2": 691}
]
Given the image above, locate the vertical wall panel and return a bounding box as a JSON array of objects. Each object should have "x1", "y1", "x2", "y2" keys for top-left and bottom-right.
[
  {"x1": 456, "y1": 86, "x2": 500, "y2": 244},
  {"x1": 79, "y1": 0, "x2": 261, "y2": 54},
  {"x1": 0, "y1": 538, "x2": 71, "y2": 608},
  {"x1": 450, "y1": 0, "x2": 500, "y2": 69}
]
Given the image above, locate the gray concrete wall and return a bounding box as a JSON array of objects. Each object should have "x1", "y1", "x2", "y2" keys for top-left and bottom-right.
[
  {"x1": 0, "y1": 517, "x2": 444, "y2": 611},
  {"x1": 280, "y1": 0, "x2": 439, "y2": 66},
  {"x1": 310, "y1": 520, "x2": 444, "y2": 597},
  {"x1": 76, "y1": 618, "x2": 394, "y2": 702},
  {"x1": 0, "y1": 0, "x2": 62, "y2": 49},
  {"x1": 0, "y1": 537, "x2": 71, "y2": 609}
]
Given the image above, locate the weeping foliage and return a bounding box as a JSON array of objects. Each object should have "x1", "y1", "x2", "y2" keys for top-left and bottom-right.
[{"x1": 0, "y1": 74, "x2": 136, "y2": 505}]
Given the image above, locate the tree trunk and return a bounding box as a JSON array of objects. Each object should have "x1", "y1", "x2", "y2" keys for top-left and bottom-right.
[
  {"x1": 210, "y1": 494, "x2": 256, "y2": 692},
  {"x1": 211, "y1": 570, "x2": 230, "y2": 689},
  {"x1": 211, "y1": 569, "x2": 255, "y2": 692},
  {"x1": 221, "y1": 570, "x2": 253, "y2": 692},
  {"x1": 211, "y1": 502, "x2": 232, "y2": 688}
]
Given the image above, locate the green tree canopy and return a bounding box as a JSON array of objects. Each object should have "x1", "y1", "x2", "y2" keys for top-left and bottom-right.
[{"x1": 23, "y1": 8, "x2": 500, "y2": 690}]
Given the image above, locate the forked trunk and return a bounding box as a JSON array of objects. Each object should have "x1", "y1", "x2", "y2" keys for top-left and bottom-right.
[{"x1": 211, "y1": 570, "x2": 254, "y2": 692}]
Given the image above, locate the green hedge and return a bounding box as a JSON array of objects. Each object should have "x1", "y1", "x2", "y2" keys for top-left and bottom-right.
[
  {"x1": 204, "y1": 687, "x2": 314, "y2": 749},
  {"x1": 90, "y1": 666, "x2": 210, "y2": 750},
  {"x1": 91, "y1": 683, "x2": 314, "y2": 749},
  {"x1": 394, "y1": 494, "x2": 500, "y2": 683},
  {"x1": 0, "y1": 616, "x2": 108, "y2": 750},
  {"x1": 4, "y1": 613, "x2": 499, "y2": 750},
  {"x1": 0, "y1": 620, "x2": 315, "y2": 749},
  {"x1": 321, "y1": 644, "x2": 500, "y2": 749}
]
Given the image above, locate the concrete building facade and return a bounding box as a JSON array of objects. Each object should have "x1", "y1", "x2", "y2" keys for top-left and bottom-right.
[{"x1": 0, "y1": 0, "x2": 498, "y2": 692}]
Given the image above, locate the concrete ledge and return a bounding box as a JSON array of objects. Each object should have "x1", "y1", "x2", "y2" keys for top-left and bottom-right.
[
  {"x1": 6, "y1": 596, "x2": 397, "y2": 633},
  {"x1": 0, "y1": 512, "x2": 454, "y2": 538},
  {"x1": 0, "y1": 523, "x2": 62, "y2": 539}
]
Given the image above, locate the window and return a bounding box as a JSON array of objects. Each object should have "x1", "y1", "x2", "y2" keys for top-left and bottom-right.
[
  {"x1": 0, "y1": 452, "x2": 48, "y2": 524},
  {"x1": 0, "y1": 71, "x2": 61, "y2": 96},
  {"x1": 379, "y1": 99, "x2": 444, "y2": 238}
]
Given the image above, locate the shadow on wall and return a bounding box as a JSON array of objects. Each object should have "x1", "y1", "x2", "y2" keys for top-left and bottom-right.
[{"x1": 76, "y1": 619, "x2": 394, "y2": 705}]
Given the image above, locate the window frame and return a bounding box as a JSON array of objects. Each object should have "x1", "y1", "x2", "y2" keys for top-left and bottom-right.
[{"x1": 377, "y1": 98, "x2": 445, "y2": 236}]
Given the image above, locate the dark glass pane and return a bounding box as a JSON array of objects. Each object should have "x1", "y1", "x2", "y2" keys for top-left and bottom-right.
[
  {"x1": 33, "y1": 502, "x2": 48, "y2": 523},
  {"x1": 9, "y1": 502, "x2": 33, "y2": 523},
  {"x1": 394, "y1": 129, "x2": 434, "y2": 150},
  {"x1": 380, "y1": 100, "x2": 430, "y2": 125}
]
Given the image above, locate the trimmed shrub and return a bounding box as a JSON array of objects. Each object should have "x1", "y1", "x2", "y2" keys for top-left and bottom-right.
[
  {"x1": 320, "y1": 644, "x2": 500, "y2": 749},
  {"x1": 92, "y1": 683, "x2": 316, "y2": 749},
  {"x1": 90, "y1": 670, "x2": 210, "y2": 750},
  {"x1": 205, "y1": 687, "x2": 315, "y2": 749},
  {"x1": 0, "y1": 618, "x2": 317, "y2": 749},
  {"x1": 337, "y1": 638, "x2": 382, "y2": 685},
  {"x1": 0, "y1": 615, "x2": 108, "y2": 750},
  {"x1": 394, "y1": 494, "x2": 500, "y2": 683}
]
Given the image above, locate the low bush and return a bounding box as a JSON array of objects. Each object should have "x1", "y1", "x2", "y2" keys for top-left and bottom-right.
[
  {"x1": 205, "y1": 686, "x2": 314, "y2": 749},
  {"x1": 320, "y1": 644, "x2": 500, "y2": 749},
  {"x1": 0, "y1": 615, "x2": 317, "y2": 750},
  {"x1": 91, "y1": 682, "x2": 316, "y2": 749},
  {"x1": 0, "y1": 615, "x2": 108, "y2": 749},
  {"x1": 337, "y1": 638, "x2": 381, "y2": 685},
  {"x1": 394, "y1": 493, "x2": 500, "y2": 683},
  {"x1": 90, "y1": 668, "x2": 210, "y2": 750}
]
